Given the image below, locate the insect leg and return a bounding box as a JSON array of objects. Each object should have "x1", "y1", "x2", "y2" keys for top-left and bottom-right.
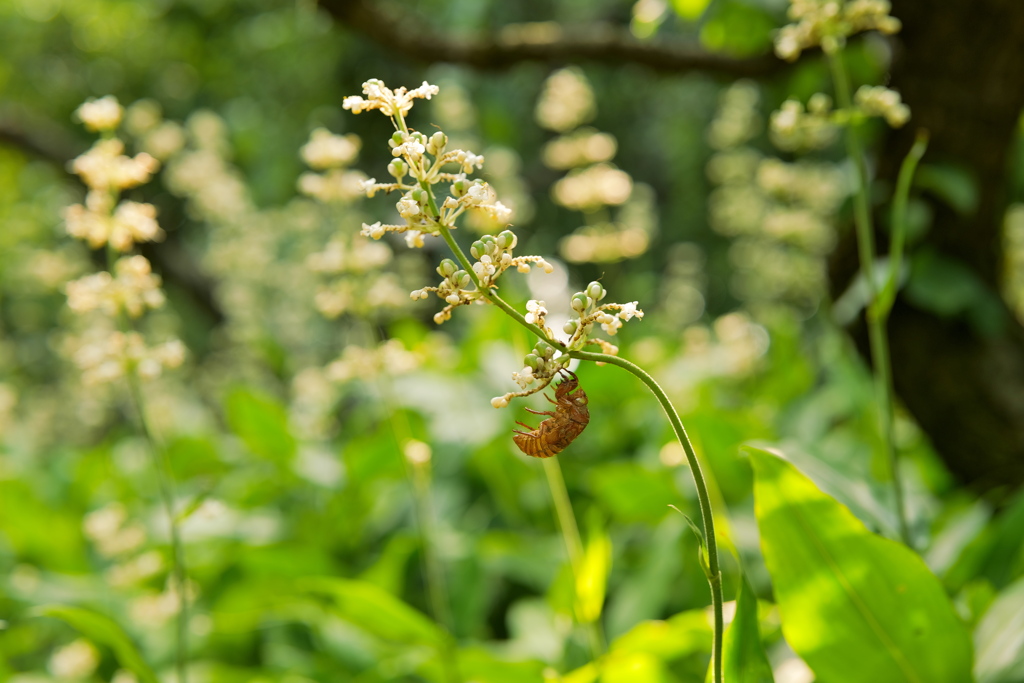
[
  {"x1": 525, "y1": 407, "x2": 556, "y2": 416},
  {"x1": 515, "y1": 421, "x2": 536, "y2": 431}
]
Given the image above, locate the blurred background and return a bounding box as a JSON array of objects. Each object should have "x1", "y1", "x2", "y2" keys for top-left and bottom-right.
[{"x1": 2, "y1": 0, "x2": 1024, "y2": 681}]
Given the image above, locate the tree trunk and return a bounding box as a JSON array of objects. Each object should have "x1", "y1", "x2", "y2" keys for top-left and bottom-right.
[{"x1": 832, "y1": 0, "x2": 1024, "y2": 492}]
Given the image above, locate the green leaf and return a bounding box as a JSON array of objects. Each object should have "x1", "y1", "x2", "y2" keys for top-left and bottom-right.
[
  {"x1": 974, "y1": 575, "x2": 1024, "y2": 683},
  {"x1": 915, "y1": 163, "x2": 978, "y2": 215},
  {"x1": 35, "y1": 605, "x2": 159, "y2": 683},
  {"x1": 577, "y1": 523, "x2": 612, "y2": 624},
  {"x1": 748, "y1": 446, "x2": 974, "y2": 683},
  {"x1": 224, "y1": 387, "x2": 296, "y2": 464},
  {"x1": 302, "y1": 577, "x2": 444, "y2": 647},
  {"x1": 721, "y1": 576, "x2": 774, "y2": 683},
  {"x1": 670, "y1": 0, "x2": 713, "y2": 20}
]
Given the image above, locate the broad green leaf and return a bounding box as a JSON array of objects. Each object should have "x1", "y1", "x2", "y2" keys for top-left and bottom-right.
[
  {"x1": 974, "y1": 575, "x2": 1024, "y2": 683},
  {"x1": 749, "y1": 446, "x2": 973, "y2": 683},
  {"x1": 35, "y1": 605, "x2": 159, "y2": 683},
  {"x1": 224, "y1": 387, "x2": 296, "y2": 464},
  {"x1": 612, "y1": 609, "x2": 713, "y2": 660},
  {"x1": 601, "y1": 651, "x2": 666, "y2": 683},
  {"x1": 720, "y1": 576, "x2": 774, "y2": 683},
  {"x1": 302, "y1": 577, "x2": 444, "y2": 647},
  {"x1": 451, "y1": 646, "x2": 548, "y2": 683},
  {"x1": 577, "y1": 524, "x2": 612, "y2": 623}
]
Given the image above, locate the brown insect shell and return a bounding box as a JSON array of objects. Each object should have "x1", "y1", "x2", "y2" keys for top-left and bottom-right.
[
  {"x1": 553, "y1": 371, "x2": 590, "y2": 423},
  {"x1": 511, "y1": 370, "x2": 590, "y2": 458}
]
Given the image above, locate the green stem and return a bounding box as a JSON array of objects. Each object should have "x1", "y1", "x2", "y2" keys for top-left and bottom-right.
[
  {"x1": 103, "y1": 241, "x2": 188, "y2": 682},
  {"x1": 125, "y1": 374, "x2": 189, "y2": 683},
  {"x1": 374, "y1": 363, "x2": 460, "y2": 683},
  {"x1": 541, "y1": 457, "x2": 607, "y2": 661},
  {"x1": 828, "y1": 51, "x2": 912, "y2": 546},
  {"x1": 569, "y1": 349, "x2": 723, "y2": 683},
  {"x1": 409, "y1": 458, "x2": 461, "y2": 683}
]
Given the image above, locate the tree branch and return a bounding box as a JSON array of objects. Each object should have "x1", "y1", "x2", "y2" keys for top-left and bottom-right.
[{"x1": 317, "y1": 0, "x2": 786, "y2": 77}]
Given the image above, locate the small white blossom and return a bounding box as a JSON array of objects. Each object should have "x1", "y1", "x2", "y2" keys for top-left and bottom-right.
[
  {"x1": 406, "y1": 231, "x2": 425, "y2": 248},
  {"x1": 75, "y1": 95, "x2": 123, "y2": 132},
  {"x1": 524, "y1": 300, "x2": 548, "y2": 325},
  {"x1": 361, "y1": 222, "x2": 386, "y2": 239},
  {"x1": 512, "y1": 366, "x2": 535, "y2": 389},
  {"x1": 491, "y1": 395, "x2": 510, "y2": 409},
  {"x1": 618, "y1": 301, "x2": 644, "y2": 321},
  {"x1": 397, "y1": 195, "x2": 421, "y2": 218}
]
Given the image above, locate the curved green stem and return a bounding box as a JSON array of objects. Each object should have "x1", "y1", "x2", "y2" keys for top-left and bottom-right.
[
  {"x1": 569, "y1": 349, "x2": 723, "y2": 683},
  {"x1": 828, "y1": 52, "x2": 913, "y2": 547}
]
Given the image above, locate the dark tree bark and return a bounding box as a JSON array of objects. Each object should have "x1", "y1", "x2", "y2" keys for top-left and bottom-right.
[{"x1": 321, "y1": 0, "x2": 1024, "y2": 491}]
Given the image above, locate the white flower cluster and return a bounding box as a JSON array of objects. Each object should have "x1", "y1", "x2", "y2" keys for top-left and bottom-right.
[
  {"x1": 63, "y1": 96, "x2": 187, "y2": 386},
  {"x1": 409, "y1": 231, "x2": 552, "y2": 325},
  {"x1": 71, "y1": 330, "x2": 186, "y2": 386},
  {"x1": 297, "y1": 128, "x2": 368, "y2": 203},
  {"x1": 324, "y1": 339, "x2": 420, "y2": 383},
  {"x1": 775, "y1": 0, "x2": 902, "y2": 61},
  {"x1": 769, "y1": 96, "x2": 839, "y2": 152},
  {"x1": 342, "y1": 78, "x2": 439, "y2": 117},
  {"x1": 66, "y1": 255, "x2": 166, "y2": 318},
  {"x1": 771, "y1": 86, "x2": 909, "y2": 152},
  {"x1": 75, "y1": 95, "x2": 123, "y2": 132},
  {"x1": 854, "y1": 85, "x2": 910, "y2": 128},
  {"x1": 490, "y1": 281, "x2": 645, "y2": 408},
  {"x1": 344, "y1": 79, "x2": 510, "y2": 247}
]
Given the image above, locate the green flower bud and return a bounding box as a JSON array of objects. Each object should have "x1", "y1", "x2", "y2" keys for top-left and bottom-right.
[
  {"x1": 411, "y1": 188, "x2": 426, "y2": 203},
  {"x1": 470, "y1": 240, "x2": 486, "y2": 259},
  {"x1": 387, "y1": 159, "x2": 407, "y2": 179},
  {"x1": 452, "y1": 178, "x2": 468, "y2": 196},
  {"x1": 563, "y1": 320, "x2": 579, "y2": 335},
  {"x1": 437, "y1": 259, "x2": 457, "y2": 278},
  {"x1": 534, "y1": 341, "x2": 554, "y2": 358},
  {"x1": 457, "y1": 272, "x2": 471, "y2": 288},
  {"x1": 587, "y1": 281, "x2": 605, "y2": 301},
  {"x1": 391, "y1": 131, "x2": 405, "y2": 145},
  {"x1": 429, "y1": 131, "x2": 447, "y2": 154},
  {"x1": 524, "y1": 353, "x2": 540, "y2": 369},
  {"x1": 497, "y1": 230, "x2": 517, "y2": 250},
  {"x1": 571, "y1": 293, "x2": 589, "y2": 312}
]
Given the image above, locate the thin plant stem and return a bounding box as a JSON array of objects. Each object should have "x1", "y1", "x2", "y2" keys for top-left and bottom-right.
[
  {"x1": 569, "y1": 350, "x2": 723, "y2": 683},
  {"x1": 827, "y1": 51, "x2": 912, "y2": 546},
  {"x1": 397, "y1": 107, "x2": 721, "y2": 679},
  {"x1": 103, "y1": 241, "x2": 189, "y2": 683},
  {"x1": 374, "y1": 369, "x2": 460, "y2": 683},
  {"x1": 541, "y1": 457, "x2": 607, "y2": 660},
  {"x1": 409, "y1": 458, "x2": 461, "y2": 683},
  {"x1": 125, "y1": 374, "x2": 189, "y2": 683}
]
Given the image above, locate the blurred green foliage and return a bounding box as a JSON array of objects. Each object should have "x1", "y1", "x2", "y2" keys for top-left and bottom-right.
[{"x1": 1, "y1": 0, "x2": 1023, "y2": 682}]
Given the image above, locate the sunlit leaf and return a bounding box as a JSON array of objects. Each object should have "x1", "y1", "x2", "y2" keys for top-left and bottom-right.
[
  {"x1": 577, "y1": 524, "x2": 612, "y2": 623},
  {"x1": 721, "y1": 576, "x2": 774, "y2": 683},
  {"x1": 35, "y1": 605, "x2": 159, "y2": 683},
  {"x1": 671, "y1": 0, "x2": 713, "y2": 20},
  {"x1": 612, "y1": 609, "x2": 713, "y2": 660},
  {"x1": 974, "y1": 575, "x2": 1024, "y2": 683},
  {"x1": 224, "y1": 387, "x2": 296, "y2": 464},
  {"x1": 749, "y1": 446, "x2": 974, "y2": 683}
]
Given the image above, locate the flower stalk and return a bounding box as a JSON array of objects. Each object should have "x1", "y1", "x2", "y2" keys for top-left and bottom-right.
[{"x1": 342, "y1": 79, "x2": 723, "y2": 681}]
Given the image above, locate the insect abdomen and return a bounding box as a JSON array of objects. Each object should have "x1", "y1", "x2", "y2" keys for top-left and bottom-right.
[{"x1": 512, "y1": 371, "x2": 589, "y2": 458}]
